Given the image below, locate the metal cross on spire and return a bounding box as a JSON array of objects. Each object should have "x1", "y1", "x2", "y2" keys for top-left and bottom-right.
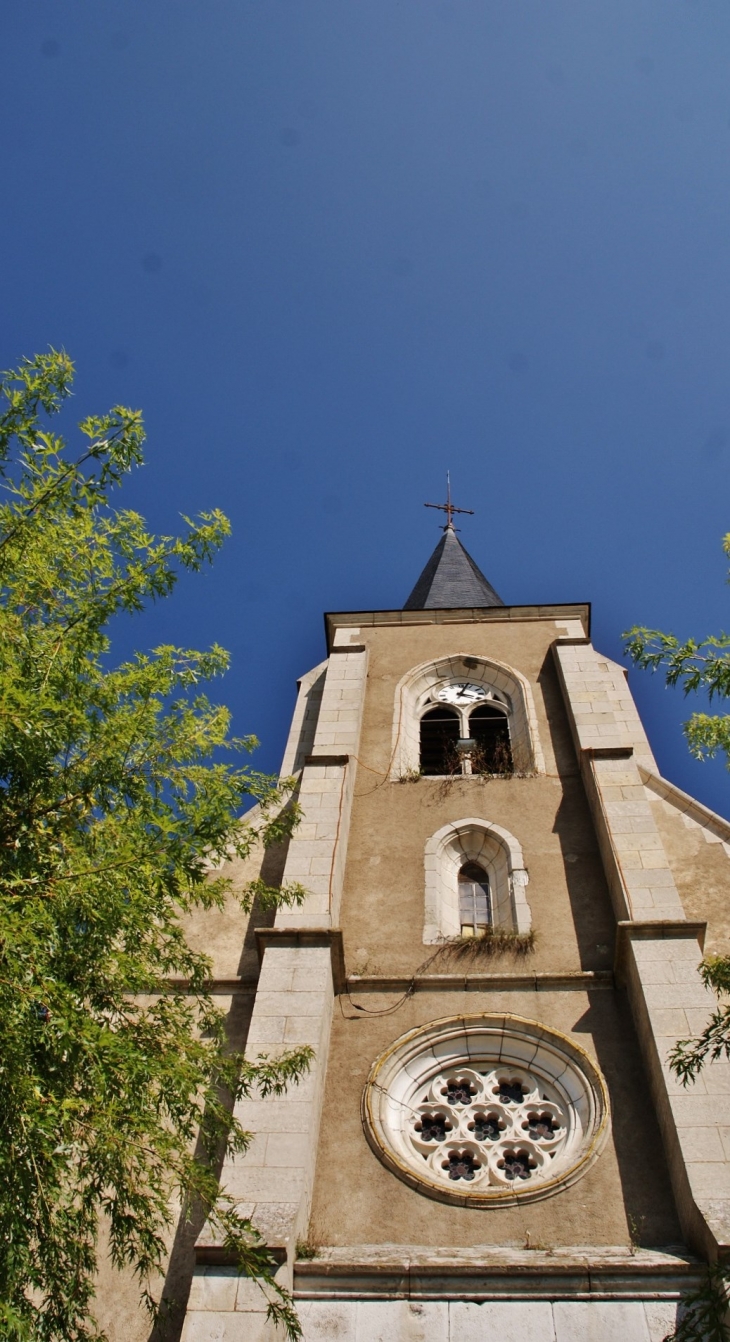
[{"x1": 424, "y1": 473, "x2": 474, "y2": 530}]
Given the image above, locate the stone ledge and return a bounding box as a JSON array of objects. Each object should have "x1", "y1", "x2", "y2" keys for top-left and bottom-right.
[
  {"x1": 195, "y1": 1203, "x2": 299, "y2": 1265},
  {"x1": 293, "y1": 1245, "x2": 701, "y2": 1301},
  {"x1": 196, "y1": 1243, "x2": 288, "y2": 1268},
  {"x1": 615, "y1": 920, "x2": 707, "y2": 982},
  {"x1": 640, "y1": 766, "x2": 730, "y2": 842},
  {"x1": 304, "y1": 754, "x2": 350, "y2": 767},
  {"x1": 345, "y1": 971, "x2": 614, "y2": 994},
  {"x1": 617, "y1": 920, "x2": 707, "y2": 942},
  {"x1": 255, "y1": 927, "x2": 346, "y2": 994},
  {"x1": 325, "y1": 604, "x2": 591, "y2": 649},
  {"x1": 154, "y1": 978, "x2": 259, "y2": 995},
  {"x1": 584, "y1": 746, "x2": 635, "y2": 761}
]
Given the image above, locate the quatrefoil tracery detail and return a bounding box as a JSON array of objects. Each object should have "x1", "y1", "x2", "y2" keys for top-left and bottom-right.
[{"x1": 409, "y1": 1066, "x2": 565, "y2": 1189}]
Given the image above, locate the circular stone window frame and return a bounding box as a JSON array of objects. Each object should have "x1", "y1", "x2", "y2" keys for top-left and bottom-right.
[{"x1": 362, "y1": 1014, "x2": 610, "y2": 1207}]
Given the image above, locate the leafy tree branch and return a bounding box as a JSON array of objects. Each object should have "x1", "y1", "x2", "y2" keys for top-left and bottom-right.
[
  {"x1": 662, "y1": 1264, "x2": 730, "y2": 1341},
  {"x1": 625, "y1": 533, "x2": 730, "y2": 768},
  {"x1": 0, "y1": 351, "x2": 310, "y2": 1341}
]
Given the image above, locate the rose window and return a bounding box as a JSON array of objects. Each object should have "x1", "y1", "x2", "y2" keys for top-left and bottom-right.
[{"x1": 362, "y1": 1013, "x2": 610, "y2": 1206}]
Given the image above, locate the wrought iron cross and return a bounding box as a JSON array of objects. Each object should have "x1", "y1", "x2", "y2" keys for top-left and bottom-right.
[{"x1": 424, "y1": 473, "x2": 474, "y2": 530}]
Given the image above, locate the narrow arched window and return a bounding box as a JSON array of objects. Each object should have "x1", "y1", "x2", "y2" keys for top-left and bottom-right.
[
  {"x1": 458, "y1": 862, "x2": 492, "y2": 937},
  {"x1": 469, "y1": 704, "x2": 512, "y2": 775},
  {"x1": 419, "y1": 706, "x2": 460, "y2": 776}
]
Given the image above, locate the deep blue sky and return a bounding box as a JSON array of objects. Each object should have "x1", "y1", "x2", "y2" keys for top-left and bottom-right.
[{"x1": 3, "y1": 0, "x2": 730, "y2": 814}]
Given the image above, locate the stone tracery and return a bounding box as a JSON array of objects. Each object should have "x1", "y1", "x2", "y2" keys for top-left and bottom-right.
[{"x1": 407, "y1": 1064, "x2": 567, "y2": 1190}]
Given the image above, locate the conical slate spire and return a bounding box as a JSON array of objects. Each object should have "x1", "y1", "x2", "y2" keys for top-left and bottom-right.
[{"x1": 403, "y1": 525, "x2": 504, "y2": 610}]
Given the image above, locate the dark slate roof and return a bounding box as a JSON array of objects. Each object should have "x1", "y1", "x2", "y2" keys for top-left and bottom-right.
[{"x1": 403, "y1": 526, "x2": 504, "y2": 610}]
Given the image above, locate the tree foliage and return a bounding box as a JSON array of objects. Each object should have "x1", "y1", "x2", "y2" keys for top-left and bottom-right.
[
  {"x1": 0, "y1": 352, "x2": 311, "y2": 1340},
  {"x1": 662, "y1": 1264, "x2": 730, "y2": 1342},
  {"x1": 625, "y1": 536, "x2": 730, "y2": 768}
]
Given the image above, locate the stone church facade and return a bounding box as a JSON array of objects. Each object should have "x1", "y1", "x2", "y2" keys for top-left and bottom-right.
[{"x1": 129, "y1": 525, "x2": 730, "y2": 1341}]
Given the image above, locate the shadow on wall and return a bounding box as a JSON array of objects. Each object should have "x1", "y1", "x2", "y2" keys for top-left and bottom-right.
[
  {"x1": 537, "y1": 654, "x2": 687, "y2": 1254},
  {"x1": 236, "y1": 837, "x2": 292, "y2": 979},
  {"x1": 571, "y1": 995, "x2": 684, "y2": 1252},
  {"x1": 552, "y1": 789, "x2": 616, "y2": 972},
  {"x1": 146, "y1": 992, "x2": 256, "y2": 1342},
  {"x1": 149, "y1": 835, "x2": 295, "y2": 1342},
  {"x1": 538, "y1": 651, "x2": 616, "y2": 972}
]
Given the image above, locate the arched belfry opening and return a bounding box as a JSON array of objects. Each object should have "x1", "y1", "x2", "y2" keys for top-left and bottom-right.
[
  {"x1": 469, "y1": 701, "x2": 512, "y2": 774},
  {"x1": 419, "y1": 705, "x2": 460, "y2": 775},
  {"x1": 418, "y1": 695, "x2": 514, "y2": 776},
  {"x1": 394, "y1": 655, "x2": 543, "y2": 779}
]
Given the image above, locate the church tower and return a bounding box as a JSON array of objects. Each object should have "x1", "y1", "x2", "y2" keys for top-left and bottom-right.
[{"x1": 181, "y1": 505, "x2": 730, "y2": 1342}]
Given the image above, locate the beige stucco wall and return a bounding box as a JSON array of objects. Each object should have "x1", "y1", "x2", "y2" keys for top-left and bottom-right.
[
  {"x1": 651, "y1": 802, "x2": 730, "y2": 958},
  {"x1": 185, "y1": 827, "x2": 290, "y2": 980},
  {"x1": 339, "y1": 621, "x2": 616, "y2": 976},
  {"x1": 307, "y1": 616, "x2": 682, "y2": 1254},
  {"x1": 348, "y1": 618, "x2": 570, "y2": 777},
  {"x1": 341, "y1": 772, "x2": 615, "y2": 978},
  {"x1": 308, "y1": 988, "x2": 681, "y2": 1251}
]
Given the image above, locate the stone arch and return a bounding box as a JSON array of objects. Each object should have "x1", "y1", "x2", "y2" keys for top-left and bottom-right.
[
  {"x1": 423, "y1": 818, "x2": 531, "y2": 943},
  {"x1": 390, "y1": 653, "x2": 544, "y2": 779}
]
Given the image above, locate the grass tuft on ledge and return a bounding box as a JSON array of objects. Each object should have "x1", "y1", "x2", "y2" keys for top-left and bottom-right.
[
  {"x1": 442, "y1": 929, "x2": 536, "y2": 960},
  {"x1": 295, "y1": 1239, "x2": 319, "y2": 1261}
]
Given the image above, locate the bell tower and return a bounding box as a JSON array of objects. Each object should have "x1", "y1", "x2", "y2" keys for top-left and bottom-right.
[{"x1": 180, "y1": 506, "x2": 730, "y2": 1342}]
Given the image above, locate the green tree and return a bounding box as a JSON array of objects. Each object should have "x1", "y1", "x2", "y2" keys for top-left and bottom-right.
[
  {"x1": 625, "y1": 537, "x2": 730, "y2": 770},
  {"x1": 0, "y1": 351, "x2": 311, "y2": 1341},
  {"x1": 626, "y1": 539, "x2": 730, "y2": 1340}
]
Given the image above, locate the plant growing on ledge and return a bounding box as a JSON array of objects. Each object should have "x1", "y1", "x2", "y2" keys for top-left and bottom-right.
[
  {"x1": 294, "y1": 1240, "x2": 319, "y2": 1261},
  {"x1": 0, "y1": 352, "x2": 311, "y2": 1342},
  {"x1": 444, "y1": 928, "x2": 536, "y2": 960},
  {"x1": 469, "y1": 737, "x2": 515, "y2": 778}
]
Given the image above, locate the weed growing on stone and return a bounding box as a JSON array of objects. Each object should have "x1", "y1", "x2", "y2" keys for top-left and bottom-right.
[{"x1": 444, "y1": 929, "x2": 536, "y2": 960}]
